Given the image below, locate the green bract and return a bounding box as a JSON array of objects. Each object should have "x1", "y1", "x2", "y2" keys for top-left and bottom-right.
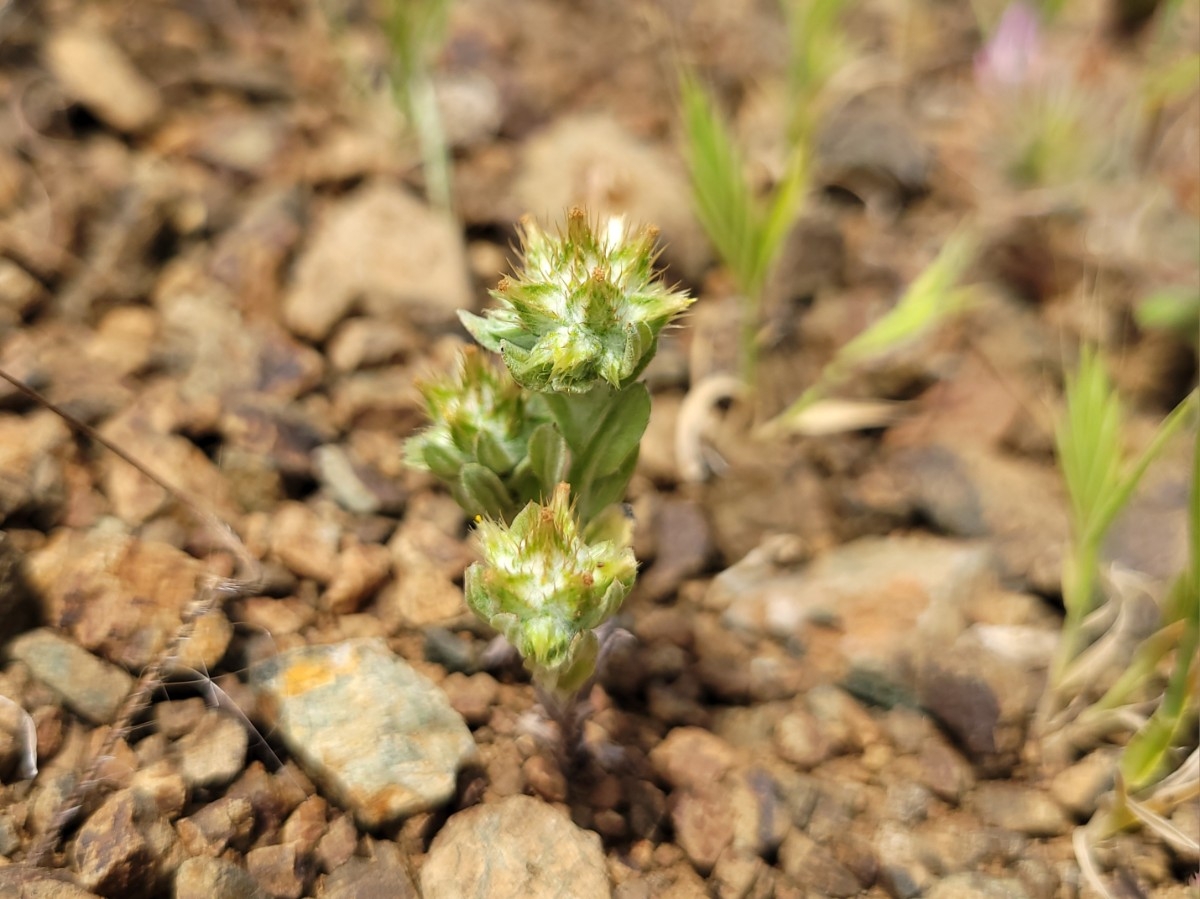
[
  {"x1": 459, "y1": 208, "x2": 694, "y2": 394},
  {"x1": 465, "y1": 483, "x2": 637, "y2": 696},
  {"x1": 404, "y1": 347, "x2": 549, "y2": 519}
]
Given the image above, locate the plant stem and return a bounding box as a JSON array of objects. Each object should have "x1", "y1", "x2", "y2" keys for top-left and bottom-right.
[
  {"x1": 406, "y1": 72, "x2": 453, "y2": 212},
  {"x1": 542, "y1": 384, "x2": 649, "y2": 524}
]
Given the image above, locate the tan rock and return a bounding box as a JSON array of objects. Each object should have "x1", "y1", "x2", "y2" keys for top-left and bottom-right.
[
  {"x1": 283, "y1": 182, "x2": 471, "y2": 341},
  {"x1": 269, "y1": 502, "x2": 341, "y2": 584},
  {"x1": 322, "y1": 540, "x2": 392, "y2": 614},
  {"x1": 44, "y1": 28, "x2": 162, "y2": 132}
]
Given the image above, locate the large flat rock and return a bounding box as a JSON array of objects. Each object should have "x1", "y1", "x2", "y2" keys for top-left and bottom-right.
[{"x1": 250, "y1": 639, "x2": 476, "y2": 830}]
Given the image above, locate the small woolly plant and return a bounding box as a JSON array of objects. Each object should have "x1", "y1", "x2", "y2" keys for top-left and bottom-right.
[{"x1": 407, "y1": 208, "x2": 693, "y2": 751}]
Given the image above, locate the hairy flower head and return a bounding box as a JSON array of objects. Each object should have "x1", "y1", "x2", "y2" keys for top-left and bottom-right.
[
  {"x1": 464, "y1": 483, "x2": 636, "y2": 687},
  {"x1": 405, "y1": 347, "x2": 548, "y2": 517},
  {"x1": 460, "y1": 208, "x2": 694, "y2": 394}
]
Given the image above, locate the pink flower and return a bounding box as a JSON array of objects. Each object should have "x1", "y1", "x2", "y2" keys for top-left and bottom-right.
[{"x1": 975, "y1": 2, "x2": 1043, "y2": 91}]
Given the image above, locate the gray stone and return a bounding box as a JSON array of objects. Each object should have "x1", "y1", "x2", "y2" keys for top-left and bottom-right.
[
  {"x1": 172, "y1": 709, "x2": 249, "y2": 791},
  {"x1": 918, "y1": 629, "x2": 1043, "y2": 776},
  {"x1": 250, "y1": 639, "x2": 476, "y2": 829},
  {"x1": 889, "y1": 443, "x2": 1069, "y2": 594},
  {"x1": 814, "y1": 92, "x2": 932, "y2": 212},
  {"x1": 174, "y1": 857, "x2": 265, "y2": 899},
  {"x1": 969, "y1": 783, "x2": 1071, "y2": 837},
  {"x1": 421, "y1": 795, "x2": 610, "y2": 899},
  {"x1": 313, "y1": 444, "x2": 405, "y2": 516},
  {"x1": 6, "y1": 628, "x2": 132, "y2": 724},
  {"x1": 636, "y1": 498, "x2": 714, "y2": 603},
  {"x1": 283, "y1": 181, "x2": 471, "y2": 341},
  {"x1": 710, "y1": 535, "x2": 996, "y2": 702}
]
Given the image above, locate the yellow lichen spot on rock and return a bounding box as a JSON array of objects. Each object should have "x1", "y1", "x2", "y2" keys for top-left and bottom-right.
[{"x1": 278, "y1": 659, "x2": 337, "y2": 697}]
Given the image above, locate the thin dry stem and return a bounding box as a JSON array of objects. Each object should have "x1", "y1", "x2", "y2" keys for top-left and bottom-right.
[{"x1": 0, "y1": 369, "x2": 262, "y2": 868}]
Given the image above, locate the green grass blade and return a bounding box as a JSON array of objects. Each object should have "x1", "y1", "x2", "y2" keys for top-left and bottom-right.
[
  {"x1": 767, "y1": 230, "x2": 976, "y2": 432},
  {"x1": 1189, "y1": 413, "x2": 1199, "y2": 601},
  {"x1": 1057, "y1": 347, "x2": 1122, "y2": 536},
  {"x1": 1085, "y1": 618, "x2": 1187, "y2": 715},
  {"x1": 836, "y1": 231, "x2": 977, "y2": 365},
  {"x1": 385, "y1": 0, "x2": 454, "y2": 210},
  {"x1": 783, "y1": 0, "x2": 849, "y2": 144},
  {"x1": 757, "y1": 149, "x2": 809, "y2": 288},
  {"x1": 1116, "y1": 397, "x2": 1200, "y2": 793},
  {"x1": 1090, "y1": 389, "x2": 1198, "y2": 543},
  {"x1": 679, "y1": 70, "x2": 762, "y2": 299},
  {"x1": 1118, "y1": 613, "x2": 1199, "y2": 791}
]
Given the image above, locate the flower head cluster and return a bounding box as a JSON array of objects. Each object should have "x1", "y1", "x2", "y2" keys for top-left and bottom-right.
[
  {"x1": 405, "y1": 347, "x2": 547, "y2": 517},
  {"x1": 465, "y1": 483, "x2": 637, "y2": 695},
  {"x1": 459, "y1": 208, "x2": 694, "y2": 394}
]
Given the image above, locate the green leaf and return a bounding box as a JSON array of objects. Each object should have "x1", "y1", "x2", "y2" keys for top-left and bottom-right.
[
  {"x1": 475, "y1": 429, "x2": 519, "y2": 475},
  {"x1": 581, "y1": 382, "x2": 651, "y2": 480},
  {"x1": 406, "y1": 436, "x2": 460, "y2": 480},
  {"x1": 454, "y1": 463, "x2": 514, "y2": 519},
  {"x1": 534, "y1": 629, "x2": 600, "y2": 700},
  {"x1": 542, "y1": 387, "x2": 615, "y2": 451},
  {"x1": 579, "y1": 447, "x2": 640, "y2": 525},
  {"x1": 527, "y1": 422, "x2": 569, "y2": 496},
  {"x1": 584, "y1": 502, "x2": 635, "y2": 548},
  {"x1": 458, "y1": 310, "x2": 507, "y2": 353},
  {"x1": 1135, "y1": 288, "x2": 1200, "y2": 338}
]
